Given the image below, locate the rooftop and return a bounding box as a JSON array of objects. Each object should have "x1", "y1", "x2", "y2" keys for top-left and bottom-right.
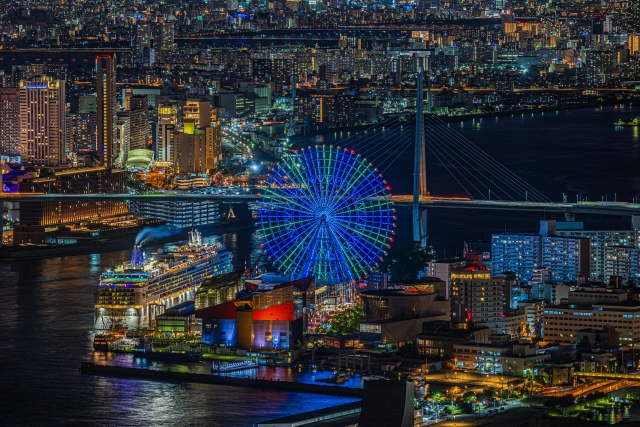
[
  {"x1": 254, "y1": 401, "x2": 361, "y2": 427},
  {"x1": 360, "y1": 289, "x2": 436, "y2": 297}
]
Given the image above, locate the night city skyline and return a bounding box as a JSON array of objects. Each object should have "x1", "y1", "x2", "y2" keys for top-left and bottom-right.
[{"x1": 3, "y1": 0, "x2": 640, "y2": 426}]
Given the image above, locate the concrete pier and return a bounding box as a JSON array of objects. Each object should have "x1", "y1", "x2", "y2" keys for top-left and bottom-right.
[{"x1": 80, "y1": 363, "x2": 364, "y2": 397}]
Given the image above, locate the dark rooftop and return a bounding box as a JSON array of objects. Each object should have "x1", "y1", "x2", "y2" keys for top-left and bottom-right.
[{"x1": 254, "y1": 401, "x2": 361, "y2": 427}]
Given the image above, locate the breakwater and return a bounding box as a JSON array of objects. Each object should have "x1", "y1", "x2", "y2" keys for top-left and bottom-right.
[{"x1": 80, "y1": 363, "x2": 364, "y2": 397}]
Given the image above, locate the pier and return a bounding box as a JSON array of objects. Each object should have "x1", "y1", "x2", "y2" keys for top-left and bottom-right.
[{"x1": 80, "y1": 363, "x2": 364, "y2": 397}]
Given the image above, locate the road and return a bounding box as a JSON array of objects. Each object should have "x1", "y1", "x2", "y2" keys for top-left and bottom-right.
[
  {"x1": 4, "y1": 193, "x2": 640, "y2": 217},
  {"x1": 431, "y1": 407, "x2": 541, "y2": 427}
]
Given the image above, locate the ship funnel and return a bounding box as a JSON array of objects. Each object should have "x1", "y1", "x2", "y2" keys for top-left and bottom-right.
[
  {"x1": 131, "y1": 245, "x2": 145, "y2": 267},
  {"x1": 188, "y1": 229, "x2": 202, "y2": 247}
]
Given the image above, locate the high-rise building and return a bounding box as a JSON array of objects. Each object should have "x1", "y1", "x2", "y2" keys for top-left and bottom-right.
[
  {"x1": 156, "y1": 101, "x2": 178, "y2": 162},
  {"x1": 604, "y1": 246, "x2": 640, "y2": 282},
  {"x1": 630, "y1": 34, "x2": 640, "y2": 57},
  {"x1": 153, "y1": 21, "x2": 175, "y2": 63},
  {"x1": 491, "y1": 232, "x2": 541, "y2": 282},
  {"x1": 556, "y1": 225, "x2": 640, "y2": 281},
  {"x1": 0, "y1": 88, "x2": 20, "y2": 160},
  {"x1": 541, "y1": 235, "x2": 591, "y2": 283},
  {"x1": 96, "y1": 55, "x2": 117, "y2": 168},
  {"x1": 117, "y1": 109, "x2": 147, "y2": 153},
  {"x1": 19, "y1": 78, "x2": 66, "y2": 166},
  {"x1": 173, "y1": 121, "x2": 221, "y2": 175},
  {"x1": 133, "y1": 22, "x2": 152, "y2": 66},
  {"x1": 66, "y1": 95, "x2": 98, "y2": 153},
  {"x1": 492, "y1": 220, "x2": 591, "y2": 283},
  {"x1": 183, "y1": 100, "x2": 212, "y2": 127},
  {"x1": 450, "y1": 265, "x2": 519, "y2": 332},
  {"x1": 115, "y1": 114, "x2": 131, "y2": 164}
]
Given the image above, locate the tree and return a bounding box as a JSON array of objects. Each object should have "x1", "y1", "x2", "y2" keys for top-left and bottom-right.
[
  {"x1": 379, "y1": 241, "x2": 435, "y2": 280},
  {"x1": 319, "y1": 304, "x2": 365, "y2": 334},
  {"x1": 462, "y1": 391, "x2": 477, "y2": 403}
]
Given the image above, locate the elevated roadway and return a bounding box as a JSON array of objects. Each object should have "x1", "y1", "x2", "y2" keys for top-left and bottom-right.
[{"x1": 3, "y1": 193, "x2": 640, "y2": 216}]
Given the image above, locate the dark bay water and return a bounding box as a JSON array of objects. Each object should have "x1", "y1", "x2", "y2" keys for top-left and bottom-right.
[
  {"x1": 2, "y1": 105, "x2": 640, "y2": 425},
  {"x1": 306, "y1": 105, "x2": 640, "y2": 252}
]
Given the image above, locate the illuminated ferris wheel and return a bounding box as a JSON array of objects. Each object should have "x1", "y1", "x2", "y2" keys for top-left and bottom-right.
[{"x1": 256, "y1": 145, "x2": 395, "y2": 285}]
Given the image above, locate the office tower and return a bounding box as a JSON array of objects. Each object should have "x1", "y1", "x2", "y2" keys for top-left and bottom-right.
[
  {"x1": 96, "y1": 55, "x2": 117, "y2": 168},
  {"x1": 11, "y1": 65, "x2": 30, "y2": 87},
  {"x1": 630, "y1": 34, "x2": 640, "y2": 57},
  {"x1": 123, "y1": 88, "x2": 133, "y2": 110},
  {"x1": 19, "y1": 78, "x2": 66, "y2": 166},
  {"x1": 156, "y1": 102, "x2": 178, "y2": 162},
  {"x1": 0, "y1": 88, "x2": 20, "y2": 160}
]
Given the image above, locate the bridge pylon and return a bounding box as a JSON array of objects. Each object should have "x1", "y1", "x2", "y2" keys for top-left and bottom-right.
[{"x1": 412, "y1": 67, "x2": 428, "y2": 247}]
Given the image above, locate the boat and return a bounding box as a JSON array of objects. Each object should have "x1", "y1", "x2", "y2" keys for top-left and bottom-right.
[
  {"x1": 94, "y1": 230, "x2": 233, "y2": 329},
  {"x1": 93, "y1": 332, "x2": 122, "y2": 352},
  {"x1": 612, "y1": 117, "x2": 640, "y2": 127},
  {"x1": 315, "y1": 372, "x2": 349, "y2": 384},
  {"x1": 93, "y1": 311, "x2": 129, "y2": 351}
]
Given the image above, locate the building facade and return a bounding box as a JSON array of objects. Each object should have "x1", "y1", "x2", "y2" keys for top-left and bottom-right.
[
  {"x1": 19, "y1": 79, "x2": 66, "y2": 166},
  {"x1": 0, "y1": 88, "x2": 20, "y2": 160},
  {"x1": 96, "y1": 55, "x2": 117, "y2": 168},
  {"x1": 128, "y1": 200, "x2": 220, "y2": 228}
]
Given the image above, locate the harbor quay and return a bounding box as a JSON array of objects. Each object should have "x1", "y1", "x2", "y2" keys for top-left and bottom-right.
[{"x1": 80, "y1": 362, "x2": 364, "y2": 398}]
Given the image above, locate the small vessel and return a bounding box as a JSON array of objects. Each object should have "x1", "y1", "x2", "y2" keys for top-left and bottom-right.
[
  {"x1": 612, "y1": 117, "x2": 640, "y2": 127},
  {"x1": 93, "y1": 332, "x2": 122, "y2": 352},
  {"x1": 93, "y1": 311, "x2": 128, "y2": 351},
  {"x1": 315, "y1": 372, "x2": 349, "y2": 384}
]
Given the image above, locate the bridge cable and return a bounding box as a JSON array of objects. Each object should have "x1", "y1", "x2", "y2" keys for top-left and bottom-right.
[
  {"x1": 423, "y1": 127, "x2": 495, "y2": 199},
  {"x1": 426, "y1": 115, "x2": 550, "y2": 202},
  {"x1": 424, "y1": 115, "x2": 538, "y2": 201},
  {"x1": 424, "y1": 127, "x2": 513, "y2": 200},
  {"x1": 424, "y1": 115, "x2": 547, "y2": 201}
]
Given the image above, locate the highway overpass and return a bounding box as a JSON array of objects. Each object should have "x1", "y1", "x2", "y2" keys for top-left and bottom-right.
[{"x1": 3, "y1": 193, "x2": 640, "y2": 217}]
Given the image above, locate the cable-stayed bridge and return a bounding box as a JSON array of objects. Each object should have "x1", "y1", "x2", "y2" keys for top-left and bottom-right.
[
  {"x1": 1, "y1": 71, "x2": 636, "y2": 238},
  {"x1": 3, "y1": 193, "x2": 640, "y2": 217}
]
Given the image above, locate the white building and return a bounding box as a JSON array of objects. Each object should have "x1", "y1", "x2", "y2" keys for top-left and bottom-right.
[
  {"x1": 129, "y1": 201, "x2": 220, "y2": 229},
  {"x1": 491, "y1": 233, "x2": 541, "y2": 281},
  {"x1": 556, "y1": 223, "x2": 640, "y2": 281}
]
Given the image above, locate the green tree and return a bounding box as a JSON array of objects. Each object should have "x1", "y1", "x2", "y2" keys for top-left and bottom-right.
[
  {"x1": 319, "y1": 304, "x2": 365, "y2": 334},
  {"x1": 380, "y1": 241, "x2": 435, "y2": 280}
]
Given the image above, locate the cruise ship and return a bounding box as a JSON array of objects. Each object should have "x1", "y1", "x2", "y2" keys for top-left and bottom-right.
[{"x1": 94, "y1": 230, "x2": 233, "y2": 329}]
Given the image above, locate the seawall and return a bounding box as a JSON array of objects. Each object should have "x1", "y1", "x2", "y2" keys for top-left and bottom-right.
[{"x1": 80, "y1": 363, "x2": 364, "y2": 397}]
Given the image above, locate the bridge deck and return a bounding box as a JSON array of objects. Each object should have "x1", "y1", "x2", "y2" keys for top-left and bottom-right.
[{"x1": 1, "y1": 193, "x2": 639, "y2": 216}]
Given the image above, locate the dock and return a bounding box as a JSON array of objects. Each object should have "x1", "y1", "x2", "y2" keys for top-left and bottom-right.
[{"x1": 80, "y1": 362, "x2": 364, "y2": 397}]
